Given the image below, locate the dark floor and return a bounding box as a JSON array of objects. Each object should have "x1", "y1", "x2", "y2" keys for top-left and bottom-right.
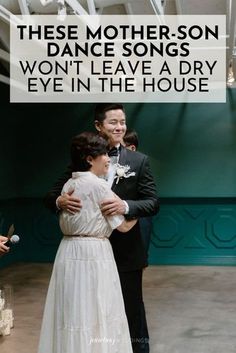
[{"x1": 0, "y1": 263, "x2": 236, "y2": 353}]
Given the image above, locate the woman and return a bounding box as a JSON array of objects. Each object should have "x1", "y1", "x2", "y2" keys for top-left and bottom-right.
[{"x1": 38, "y1": 132, "x2": 135, "y2": 353}]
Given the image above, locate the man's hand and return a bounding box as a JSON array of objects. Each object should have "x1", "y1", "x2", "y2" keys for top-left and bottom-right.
[
  {"x1": 100, "y1": 196, "x2": 126, "y2": 216},
  {"x1": 57, "y1": 189, "x2": 82, "y2": 214},
  {"x1": 0, "y1": 236, "x2": 9, "y2": 254}
]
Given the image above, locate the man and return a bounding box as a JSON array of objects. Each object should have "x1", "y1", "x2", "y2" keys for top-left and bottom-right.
[
  {"x1": 0, "y1": 236, "x2": 9, "y2": 255},
  {"x1": 44, "y1": 103, "x2": 159, "y2": 353}
]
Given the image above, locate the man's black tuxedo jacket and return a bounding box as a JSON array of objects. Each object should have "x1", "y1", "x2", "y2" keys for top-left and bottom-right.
[{"x1": 44, "y1": 145, "x2": 159, "y2": 272}]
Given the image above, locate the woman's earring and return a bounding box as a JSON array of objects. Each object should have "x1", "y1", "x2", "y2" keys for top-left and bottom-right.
[{"x1": 87, "y1": 157, "x2": 93, "y2": 166}]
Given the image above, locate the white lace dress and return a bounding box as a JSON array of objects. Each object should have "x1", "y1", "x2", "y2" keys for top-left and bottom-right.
[{"x1": 37, "y1": 172, "x2": 132, "y2": 353}]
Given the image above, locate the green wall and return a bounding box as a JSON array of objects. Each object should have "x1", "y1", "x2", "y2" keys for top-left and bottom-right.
[
  {"x1": 1, "y1": 87, "x2": 236, "y2": 199},
  {"x1": 1, "y1": 83, "x2": 236, "y2": 267},
  {"x1": 125, "y1": 96, "x2": 236, "y2": 197}
]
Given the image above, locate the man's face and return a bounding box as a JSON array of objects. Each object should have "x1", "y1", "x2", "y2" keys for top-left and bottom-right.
[{"x1": 96, "y1": 109, "x2": 127, "y2": 146}]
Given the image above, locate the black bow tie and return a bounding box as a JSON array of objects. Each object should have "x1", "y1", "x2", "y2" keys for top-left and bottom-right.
[{"x1": 108, "y1": 147, "x2": 119, "y2": 157}]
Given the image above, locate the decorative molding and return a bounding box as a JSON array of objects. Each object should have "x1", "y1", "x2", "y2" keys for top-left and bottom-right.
[
  {"x1": 150, "y1": 201, "x2": 236, "y2": 265},
  {"x1": 1, "y1": 198, "x2": 236, "y2": 267}
]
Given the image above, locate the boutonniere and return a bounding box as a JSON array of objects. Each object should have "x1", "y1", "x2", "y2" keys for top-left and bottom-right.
[{"x1": 114, "y1": 163, "x2": 136, "y2": 184}]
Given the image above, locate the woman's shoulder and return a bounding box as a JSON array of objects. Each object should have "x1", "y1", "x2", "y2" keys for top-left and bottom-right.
[
  {"x1": 61, "y1": 177, "x2": 76, "y2": 193},
  {"x1": 92, "y1": 177, "x2": 112, "y2": 198},
  {"x1": 74, "y1": 176, "x2": 110, "y2": 202},
  {"x1": 93, "y1": 177, "x2": 109, "y2": 191}
]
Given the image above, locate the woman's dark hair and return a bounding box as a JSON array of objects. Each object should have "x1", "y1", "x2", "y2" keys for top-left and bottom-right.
[
  {"x1": 71, "y1": 132, "x2": 109, "y2": 171},
  {"x1": 94, "y1": 103, "x2": 125, "y2": 122}
]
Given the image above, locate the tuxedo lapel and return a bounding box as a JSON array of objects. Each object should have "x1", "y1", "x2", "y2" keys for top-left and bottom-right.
[
  {"x1": 111, "y1": 146, "x2": 127, "y2": 191},
  {"x1": 118, "y1": 145, "x2": 127, "y2": 166}
]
